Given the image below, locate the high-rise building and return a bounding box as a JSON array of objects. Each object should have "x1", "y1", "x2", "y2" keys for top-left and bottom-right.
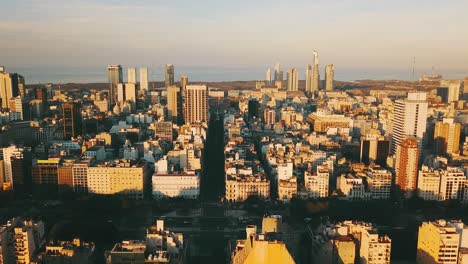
[
  {"x1": 395, "y1": 137, "x2": 419, "y2": 197},
  {"x1": 263, "y1": 108, "x2": 276, "y2": 126},
  {"x1": 417, "y1": 166, "x2": 441, "y2": 201},
  {"x1": 32, "y1": 159, "x2": 60, "y2": 185},
  {"x1": 305, "y1": 64, "x2": 312, "y2": 92},
  {"x1": 107, "y1": 65, "x2": 123, "y2": 105},
  {"x1": 127, "y1": 67, "x2": 136, "y2": 83},
  {"x1": 184, "y1": 85, "x2": 208, "y2": 124},
  {"x1": 180, "y1": 74, "x2": 188, "y2": 91},
  {"x1": 312, "y1": 50, "x2": 320, "y2": 92},
  {"x1": 139, "y1": 67, "x2": 148, "y2": 91},
  {"x1": 1, "y1": 146, "x2": 30, "y2": 190},
  {"x1": 360, "y1": 135, "x2": 390, "y2": 166},
  {"x1": 287, "y1": 68, "x2": 299, "y2": 91},
  {"x1": 73, "y1": 160, "x2": 91, "y2": 193},
  {"x1": 274, "y1": 63, "x2": 280, "y2": 81},
  {"x1": 117, "y1": 83, "x2": 125, "y2": 103},
  {"x1": 439, "y1": 80, "x2": 461, "y2": 102},
  {"x1": 325, "y1": 64, "x2": 335, "y2": 91},
  {"x1": 165, "y1": 64, "x2": 174, "y2": 88},
  {"x1": 417, "y1": 220, "x2": 464, "y2": 264},
  {"x1": 391, "y1": 92, "x2": 428, "y2": 154},
  {"x1": 0, "y1": 72, "x2": 19, "y2": 109},
  {"x1": 14, "y1": 226, "x2": 36, "y2": 264},
  {"x1": 440, "y1": 167, "x2": 466, "y2": 201},
  {"x1": 124, "y1": 83, "x2": 136, "y2": 103},
  {"x1": 9, "y1": 96, "x2": 30, "y2": 120},
  {"x1": 265, "y1": 68, "x2": 272, "y2": 84},
  {"x1": 62, "y1": 102, "x2": 82, "y2": 139},
  {"x1": 17, "y1": 74, "x2": 25, "y2": 97},
  {"x1": 166, "y1": 86, "x2": 182, "y2": 124},
  {"x1": 434, "y1": 118, "x2": 461, "y2": 155}
]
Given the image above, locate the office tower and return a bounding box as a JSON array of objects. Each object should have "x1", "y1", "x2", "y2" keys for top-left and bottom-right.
[
  {"x1": 312, "y1": 50, "x2": 320, "y2": 92},
  {"x1": 166, "y1": 86, "x2": 182, "y2": 124},
  {"x1": 180, "y1": 74, "x2": 188, "y2": 91},
  {"x1": 439, "y1": 80, "x2": 461, "y2": 102},
  {"x1": 266, "y1": 68, "x2": 272, "y2": 84},
  {"x1": 124, "y1": 83, "x2": 136, "y2": 103},
  {"x1": 417, "y1": 220, "x2": 463, "y2": 264},
  {"x1": 184, "y1": 85, "x2": 208, "y2": 124},
  {"x1": 62, "y1": 102, "x2": 82, "y2": 139},
  {"x1": 436, "y1": 87, "x2": 449, "y2": 103},
  {"x1": 287, "y1": 68, "x2": 299, "y2": 91},
  {"x1": 35, "y1": 87, "x2": 47, "y2": 100},
  {"x1": 165, "y1": 64, "x2": 174, "y2": 87},
  {"x1": 127, "y1": 67, "x2": 137, "y2": 83},
  {"x1": 360, "y1": 135, "x2": 390, "y2": 166},
  {"x1": 305, "y1": 64, "x2": 312, "y2": 92},
  {"x1": 73, "y1": 160, "x2": 91, "y2": 193},
  {"x1": 139, "y1": 67, "x2": 149, "y2": 91},
  {"x1": 434, "y1": 118, "x2": 461, "y2": 155},
  {"x1": 274, "y1": 63, "x2": 280, "y2": 81},
  {"x1": 0, "y1": 72, "x2": 19, "y2": 109},
  {"x1": 107, "y1": 65, "x2": 123, "y2": 105},
  {"x1": 248, "y1": 99, "x2": 260, "y2": 119},
  {"x1": 325, "y1": 64, "x2": 335, "y2": 91},
  {"x1": 9, "y1": 96, "x2": 30, "y2": 120},
  {"x1": 32, "y1": 158, "x2": 59, "y2": 185},
  {"x1": 0, "y1": 66, "x2": 4, "y2": 73},
  {"x1": 391, "y1": 92, "x2": 428, "y2": 154},
  {"x1": 117, "y1": 83, "x2": 125, "y2": 103},
  {"x1": 17, "y1": 74, "x2": 25, "y2": 97},
  {"x1": 395, "y1": 137, "x2": 419, "y2": 197},
  {"x1": 264, "y1": 108, "x2": 276, "y2": 126},
  {"x1": 278, "y1": 70, "x2": 284, "y2": 82}
]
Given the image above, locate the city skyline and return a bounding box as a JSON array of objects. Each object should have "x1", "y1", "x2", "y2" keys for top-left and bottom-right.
[{"x1": 1, "y1": 0, "x2": 467, "y2": 83}]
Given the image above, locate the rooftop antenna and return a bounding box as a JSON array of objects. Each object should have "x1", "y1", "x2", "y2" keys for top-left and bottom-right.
[
  {"x1": 431, "y1": 65, "x2": 435, "y2": 77},
  {"x1": 412, "y1": 56, "x2": 416, "y2": 82}
]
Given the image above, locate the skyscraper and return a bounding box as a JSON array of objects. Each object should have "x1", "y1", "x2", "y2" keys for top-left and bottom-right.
[
  {"x1": 305, "y1": 64, "x2": 312, "y2": 92},
  {"x1": 140, "y1": 67, "x2": 149, "y2": 91},
  {"x1": 439, "y1": 80, "x2": 461, "y2": 102},
  {"x1": 391, "y1": 92, "x2": 428, "y2": 154},
  {"x1": 125, "y1": 83, "x2": 136, "y2": 103},
  {"x1": 274, "y1": 63, "x2": 280, "y2": 81},
  {"x1": 0, "y1": 72, "x2": 19, "y2": 109},
  {"x1": 107, "y1": 65, "x2": 123, "y2": 105},
  {"x1": 62, "y1": 102, "x2": 82, "y2": 139},
  {"x1": 180, "y1": 74, "x2": 188, "y2": 91},
  {"x1": 184, "y1": 85, "x2": 208, "y2": 124},
  {"x1": 287, "y1": 68, "x2": 299, "y2": 91},
  {"x1": 395, "y1": 137, "x2": 419, "y2": 197},
  {"x1": 127, "y1": 67, "x2": 137, "y2": 83},
  {"x1": 325, "y1": 64, "x2": 335, "y2": 91},
  {"x1": 434, "y1": 118, "x2": 461, "y2": 155},
  {"x1": 266, "y1": 68, "x2": 272, "y2": 84},
  {"x1": 165, "y1": 64, "x2": 174, "y2": 88},
  {"x1": 166, "y1": 86, "x2": 182, "y2": 124},
  {"x1": 312, "y1": 50, "x2": 320, "y2": 92}
]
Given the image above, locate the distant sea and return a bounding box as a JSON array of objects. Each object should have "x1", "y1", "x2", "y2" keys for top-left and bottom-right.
[{"x1": 7, "y1": 66, "x2": 467, "y2": 85}]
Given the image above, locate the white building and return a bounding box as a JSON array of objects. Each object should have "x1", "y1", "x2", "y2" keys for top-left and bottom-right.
[
  {"x1": 367, "y1": 165, "x2": 392, "y2": 199},
  {"x1": 304, "y1": 165, "x2": 329, "y2": 199},
  {"x1": 337, "y1": 174, "x2": 368, "y2": 200},
  {"x1": 417, "y1": 166, "x2": 442, "y2": 201},
  {"x1": 440, "y1": 167, "x2": 466, "y2": 201},
  {"x1": 152, "y1": 171, "x2": 200, "y2": 199},
  {"x1": 391, "y1": 92, "x2": 428, "y2": 154}
]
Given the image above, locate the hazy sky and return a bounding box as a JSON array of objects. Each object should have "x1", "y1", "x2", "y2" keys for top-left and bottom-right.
[{"x1": 1, "y1": 0, "x2": 467, "y2": 82}]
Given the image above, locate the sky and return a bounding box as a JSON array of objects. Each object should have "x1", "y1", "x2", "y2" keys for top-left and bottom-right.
[{"x1": 1, "y1": 0, "x2": 467, "y2": 83}]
